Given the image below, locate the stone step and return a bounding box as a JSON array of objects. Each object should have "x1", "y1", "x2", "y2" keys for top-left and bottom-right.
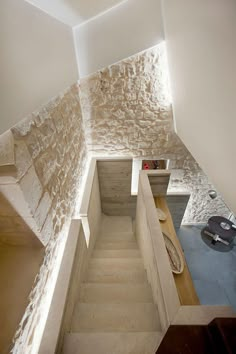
[
  {"x1": 92, "y1": 249, "x2": 141, "y2": 258},
  {"x1": 86, "y1": 265, "x2": 147, "y2": 283},
  {"x1": 101, "y1": 216, "x2": 133, "y2": 234},
  {"x1": 95, "y1": 241, "x2": 138, "y2": 250},
  {"x1": 80, "y1": 283, "x2": 153, "y2": 303},
  {"x1": 63, "y1": 332, "x2": 163, "y2": 354},
  {"x1": 89, "y1": 258, "x2": 143, "y2": 269},
  {"x1": 98, "y1": 233, "x2": 136, "y2": 243},
  {"x1": 71, "y1": 303, "x2": 161, "y2": 332},
  {"x1": 99, "y1": 230, "x2": 134, "y2": 236},
  {"x1": 100, "y1": 231, "x2": 134, "y2": 237},
  {"x1": 86, "y1": 258, "x2": 145, "y2": 283}
]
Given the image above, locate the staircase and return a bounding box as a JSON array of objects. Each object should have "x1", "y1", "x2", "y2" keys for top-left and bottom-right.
[{"x1": 63, "y1": 215, "x2": 162, "y2": 354}]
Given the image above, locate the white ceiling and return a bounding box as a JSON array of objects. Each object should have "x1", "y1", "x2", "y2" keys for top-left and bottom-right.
[
  {"x1": 75, "y1": 0, "x2": 164, "y2": 77},
  {"x1": 26, "y1": 0, "x2": 126, "y2": 27}
]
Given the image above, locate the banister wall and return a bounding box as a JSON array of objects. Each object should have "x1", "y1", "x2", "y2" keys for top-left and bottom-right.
[
  {"x1": 136, "y1": 170, "x2": 180, "y2": 331},
  {"x1": 38, "y1": 158, "x2": 102, "y2": 353},
  {"x1": 135, "y1": 169, "x2": 236, "y2": 341}
]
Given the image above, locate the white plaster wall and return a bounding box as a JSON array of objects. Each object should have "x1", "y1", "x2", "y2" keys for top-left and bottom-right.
[
  {"x1": 27, "y1": 0, "x2": 125, "y2": 26},
  {"x1": 136, "y1": 173, "x2": 180, "y2": 330},
  {"x1": 162, "y1": 0, "x2": 236, "y2": 214},
  {"x1": 0, "y1": 0, "x2": 78, "y2": 135},
  {"x1": 74, "y1": 0, "x2": 164, "y2": 77}
]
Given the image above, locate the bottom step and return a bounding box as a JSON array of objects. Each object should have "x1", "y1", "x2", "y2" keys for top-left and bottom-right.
[
  {"x1": 71, "y1": 303, "x2": 161, "y2": 332},
  {"x1": 63, "y1": 332, "x2": 163, "y2": 354}
]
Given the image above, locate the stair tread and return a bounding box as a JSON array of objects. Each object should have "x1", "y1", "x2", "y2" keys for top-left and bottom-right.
[
  {"x1": 89, "y1": 258, "x2": 143, "y2": 266},
  {"x1": 80, "y1": 283, "x2": 153, "y2": 303},
  {"x1": 92, "y1": 249, "x2": 141, "y2": 258},
  {"x1": 100, "y1": 231, "x2": 134, "y2": 237},
  {"x1": 101, "y1": 216, "x2": 133, "y2": 234},
  {"x1": 71, "y1": 303, "x2": 161, "y2": 332},
  {"x1": 63, "y1": 332, "x2": 163, "y2": 354},
  {"x1": 99, "y1": 231, "x2": 134, "y2": 238},
  {"x1": 99, "y1": 236, "x2": 136, "y2": 242},
  {"x1": 86, "y1": 266, "x2": 148, "y2": 283}
]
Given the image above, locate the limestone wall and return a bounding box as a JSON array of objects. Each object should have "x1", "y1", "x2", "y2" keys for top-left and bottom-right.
[
  {"x1": 10, "y1": 84, "x2": 86, "y2": 243},
  {"x1": 9, "y1": 84, "x2": 87, "y2": 353},
  {"x1": 79, "y1": 44, "x2": 229, "y2": 222}
]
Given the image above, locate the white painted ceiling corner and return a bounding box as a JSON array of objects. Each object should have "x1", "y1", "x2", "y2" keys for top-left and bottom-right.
[{"x1": 26, "y1": 0, "x2": 127, "y2": 27}]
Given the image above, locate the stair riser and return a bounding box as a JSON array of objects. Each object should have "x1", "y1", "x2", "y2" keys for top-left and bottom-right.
[
  {"x1": 89, "y1": 258, "x2": 143, "y2": 268},
  {"x1": 86, "y1": 268, "x2": 148, "y2": 283},
  {"x1": 99, "y1": 235, "x2": 135, "y2": 242},
  {"x1": 92, "y1": 250, "x2": 141, "y2": 258},
  {"x1": 100, "y1": 232, "x2": 134, "y2": 237},
  {"x1": 99, "y1": 238, "x2": 136, "y2": 244},
  {"x1": 95, "y1": 242, "x2": 138, "y2": 250},
  {"x1": 80, "y1": 284, "x2": 153, "y2": 303}
]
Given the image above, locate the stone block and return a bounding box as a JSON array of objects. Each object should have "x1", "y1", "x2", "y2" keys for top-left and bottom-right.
[
  {"x1": 14, "y1": 140, "x2": 32, "y2": 180},
  {"x1": 39, "y1": 117, "x2": 56, "y2": 146},
  {"x1": 34, "y1": 150, "x2": 57, "y2": 187},
  {"x1": 11, "y1": 115, "x2": 34, "y2": 138},
  {"x1": 51, "y1": 110, "x2": 64, "y2": 133},
  {"x1": 41, "y1": 212, "x2": 54, "y2": 245},
  {"x1": 19, "y1": 165, "x2": 43, "y2": 214},
  {"x1": 0, "y1": 130, "x2": 15, "y2": 167},
  {"x1": 25, "y1": 129, "x2": 43, "y2": 159},
  {"x1": 35, "y1": 192, "x2": 52, "y2": 230},
  {"x1": 37, "y1": 108, "x2": 51, "y2": 126}
]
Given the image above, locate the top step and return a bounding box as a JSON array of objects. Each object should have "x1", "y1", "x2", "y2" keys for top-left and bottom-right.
[{"x1": 101, "y1": 216, "x2": 133, "y2": 234}]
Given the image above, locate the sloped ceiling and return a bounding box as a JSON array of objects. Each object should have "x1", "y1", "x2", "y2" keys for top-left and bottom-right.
[
  {"x1": 26, "y1": 0, "x2": 126, "y2": 26},
  {"x1": 74, "y1": 0, "x2": 164, "y2": 76}
]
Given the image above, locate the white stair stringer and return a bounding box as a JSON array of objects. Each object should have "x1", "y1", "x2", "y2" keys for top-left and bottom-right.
[{"x1": 63, "y1": 216, "x2": 162, "y2": 354}]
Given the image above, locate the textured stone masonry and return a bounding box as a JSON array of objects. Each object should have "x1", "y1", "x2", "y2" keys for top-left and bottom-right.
[
  {"x1": 79, "y1": 44, "x2": 229, "y2": 223},
  {"x1": 11, "y1": 84, "x2": 87, "y2": 244},
  {"x1": 10, "y1": 84, "x2": 87, "y2": 353}
]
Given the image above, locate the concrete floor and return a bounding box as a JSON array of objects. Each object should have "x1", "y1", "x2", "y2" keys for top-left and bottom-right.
[{"x1": 176, "y1": 225, "x2": 236, "y2": 311}]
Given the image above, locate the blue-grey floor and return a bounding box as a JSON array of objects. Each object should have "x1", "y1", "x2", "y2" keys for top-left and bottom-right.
[{"x1": 176, "y1": 225, "x2": 236, "y2": 311}]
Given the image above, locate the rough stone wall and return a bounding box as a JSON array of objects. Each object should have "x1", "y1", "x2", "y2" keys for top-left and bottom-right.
[
  {"x1": 10, "y1": 84, "x2": 87, "y2": 353},
  {"x1": 80, "y1": 44, "x2": 229, "y2": 222},
  {"x1": 80, "y1": 43, "x2": 175, "y2": 156},
  {"x1": 10, "y1": 84, "x2": 86, "y2": 243}
]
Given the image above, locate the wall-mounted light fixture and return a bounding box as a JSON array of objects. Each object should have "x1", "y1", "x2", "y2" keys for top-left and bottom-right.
[{"x1": 208, "y1": 189, "x2": 217, "y2": 199}]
